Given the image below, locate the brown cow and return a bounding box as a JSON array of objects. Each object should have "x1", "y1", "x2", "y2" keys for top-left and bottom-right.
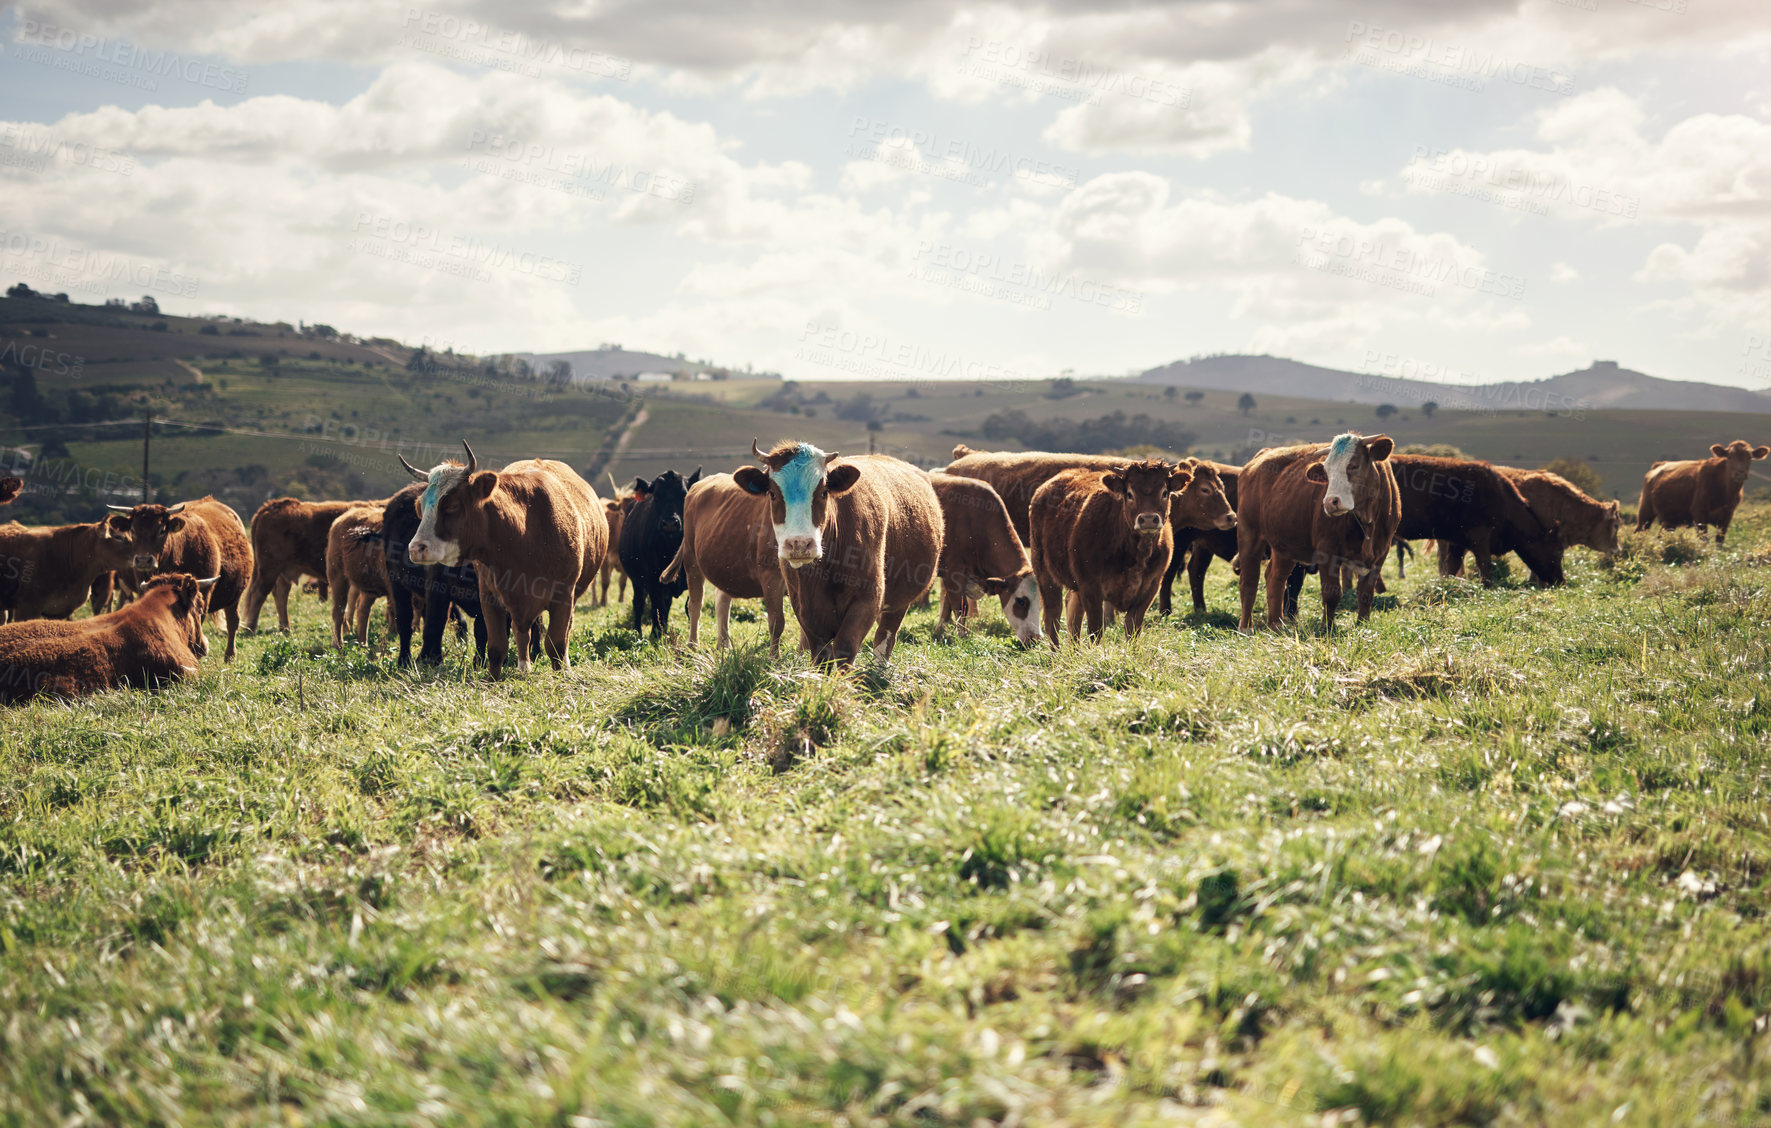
[
  {"x1": 0, "y1": 477, "x2": 21, "y2": 506},
  {"x1": 0, "y1": 573, "x2": 215, "y2": 703},
  {"x1": 1387, "y1": 455, "x2": 1564, "y2": 586},
  {"x1": 1636, "y1": 440, "x2": 1768, "y2": 547},
  {"x1": 244, "y1": 498, "x2": 375, "y2": 632},
  {"x1": 1160, "y1": 460, "x2": 1242, "y2": 616},
  {"x1": 107, "y1": 498, "x2": 253, "y2": 660},
  {"x1": 401, "y1": 442, "x2": 606, "y2": 678},
  {"x1": 1503, "y1": 468, "x2": 1621, "y2": 554},
  {"x1": 662, "y1": 473, "x2": 788, "y2": 655},
  {"x1": 1029, "y1": 458, "x2": 1191, "y2": 646},
  {"x1": 927, "y1": 473, "x2": 1042, "y2": 646},
  {"x1": 596, "y1": 495, "x2": 633, "y2": 606},
  {"x1": 731, "y1": 442, "x2": 942, "y2": 665},
  {"x1": 1235, "y1": 433, "x2": 1400, "y2": 632},
  {"x1": 0, "y1": 514, "x2": 140, "y2": 621},
  {"x1": 326, "y1": 505, "x2": 391, "y2": 649}
]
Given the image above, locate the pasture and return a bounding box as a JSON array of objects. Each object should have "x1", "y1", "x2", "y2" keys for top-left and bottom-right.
[{"x1": 3, "y1": 505, "x2": 1770, "y2": 1126}]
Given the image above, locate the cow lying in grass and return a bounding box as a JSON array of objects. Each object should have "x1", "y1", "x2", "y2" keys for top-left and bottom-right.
[{"x1": 0, "y1": 573, "x2": 215, "y2": 703}]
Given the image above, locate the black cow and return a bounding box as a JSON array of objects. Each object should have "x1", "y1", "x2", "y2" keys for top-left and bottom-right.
[
  {"x1": 381, "y1": 482, "x2": 488, "y2": 667},
  {"x1": 618, "y1": 466, "x2": 702, "y2": 636}
]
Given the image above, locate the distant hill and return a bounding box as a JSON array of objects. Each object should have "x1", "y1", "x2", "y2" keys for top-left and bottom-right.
[
  {"x1": 519, "y1": 346, "x2": 779, "y2": 383},
  {"x1": 1136, "y1": 355, "x2": 1771, "y2": 415}
]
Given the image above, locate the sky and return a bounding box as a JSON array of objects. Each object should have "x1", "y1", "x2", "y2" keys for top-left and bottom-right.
[{"x1": 0, "y1": 0, "x2": 1768, "y2": 391}]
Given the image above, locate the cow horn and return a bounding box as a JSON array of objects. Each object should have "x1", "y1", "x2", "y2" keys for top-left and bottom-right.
[
  {"x1": 461, "y1": 440, "x2": 477, "y2": 475},
  {"x1": 196, "y1": 575, "x2": 221, "y2": 587},
  {"x1": 750, "y1": 439, "x2": 766, "y2": 464},
  {"x1": 824, "y1": 450, "x2": 841, "y2": 465},
  {"x1": 106, "y1": 504, "x2": 134, "y2": 512},
  {"x1": 398, "y1": 454, "x2": 429, "y2": 481},
  {"x1": 607, "y1": 471, "x2": 619, "y2": 495},
  {"x1": 167, "y1": 501, "x2": 188, "y2": 513}
]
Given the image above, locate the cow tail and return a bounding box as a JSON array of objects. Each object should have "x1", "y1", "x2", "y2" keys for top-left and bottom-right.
[{"x1": 660, "y1": 540, "x2": 686, "y2": 583}]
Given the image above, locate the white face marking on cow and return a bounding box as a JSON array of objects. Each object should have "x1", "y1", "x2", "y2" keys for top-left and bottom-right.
[
  {"x1": 1320, "y1": 433, "x2": 1361, "y2": 517},
  {"x1": 1003, "y1": 574, "x2": 1044, "y2": 647},
  {"x1": 408, "y1": 463, "x2": 469, "y2": 566},
  {"x1": 772, "y1": 443, "x2": 828, "y2": 567}
]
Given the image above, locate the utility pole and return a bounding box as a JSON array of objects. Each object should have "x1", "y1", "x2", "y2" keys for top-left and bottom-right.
[{"x1": 141, "y1": 408, "x2": 151, "y2": 502}]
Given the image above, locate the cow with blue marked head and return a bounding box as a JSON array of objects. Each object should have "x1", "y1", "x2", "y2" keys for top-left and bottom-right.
[{"x1": 731, "y1": 440, "x2": 943, "y2": 665}]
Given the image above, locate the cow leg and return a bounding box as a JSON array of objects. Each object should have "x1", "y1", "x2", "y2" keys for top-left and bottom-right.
[
  {"x1": 511, "y1": 614, "x2": 535, "y2": 675},
  {"x1": 89, "y1": 573, "x2": 113, "y2": 617},
  {"x1": 545, "y1": 601, "x2": 573, "y2": 670},
  {"x1": 1319, "y1": 557, "x2": 1343, "y2": 633},
  {"x1": 1123, "y1": 601, "x2": 1149, "y2": 640},
  {"x1": 685, "y1": 574, "x2": 705, "y2": 647},
  {"x1": 1716, "y1": 519, "x2": 1730, "y2": 549},
  {"x1": 421, "y1": 588, "x2": 451, "y2": 667},
  {"x1": 629, "y1": 584, "x2": 647, "y2": 634},
  {"x1": 1394, "y1": 540, "x2": 1406, "y2": 579},
  {"x1": 1065, "y1": 589, "x2": 1084, "y2": 642},
  {"x1": 355, "y1": 591, "x2": 375, "y2": 647},
  {"x1": 617, "y1": 572, "x2": 627, "y2": 602},
  {"x1": 763, "y1": 583, "x2": 787, "y2": 659},
  {"x1": 483, "y1": 600, "x2": 511, "y2": 679},
  {"x1": 1038, "y1": 576, "x2": 1064, "y2": 649},
  {"x1": 1355, "y1": 565, "x2": 1381, "y2": 622},
  {"x1": 1438, "y1": 540, "x2": 1463, "y2": 577},
  {"x1": 1283, "y1": 566, "x2": 1305, "y2": 621},
  {"x1": 1264, "y1": 552, "x2": 1294, "y2": 630},
  {"x1": 471, "y1": 613, "x2": 487, "y2": 665},
  {"x1": 1237, "y1": 542, "x2": 1263, "y2": 633},
  {"x1": 1081, "y1": 589, "x2": 1106, "y2": 643},
  {"x1": 826, "y1": 597, "x2": 881, "y2": 666},
  {"x1": 1469, "y1": 531, "x2": 1497, "y2": 587},
  {"x1": 1158, "y1": 550, "x2": 1180, "y2": 615},
  {"x1": 391, "y1": 584, "x2": 416, "y2": 667},
  {"x1": 330, "y1": 581, "x2": 349, "y2": 648},
  {"x1": 1188, "y1": 546, "x2": 1214, "y2": 615},
  {"x1": 649, "y1": 586, "x2": 671, "y2": 637},
  {"x1": 712, "y1": 590, "x2": 732, "y2": 649},
  {"x1": 270, "y1": 574, "x2": 294, "y2": 633},
  {"x1": 872, "y1": 605, "x2": 909, "y2": 663},
  {"x1": 221, "y1": 599, "x2": 240, "y2": 662}
]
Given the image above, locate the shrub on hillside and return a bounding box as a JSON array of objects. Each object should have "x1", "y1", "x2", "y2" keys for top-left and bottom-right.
[
  {"x1": 1541, "y1": 457, "x2": 1605, "y2": 497},
  {"x1": 1398, "y1": 443, "x2": 1469, "y2": 459}
]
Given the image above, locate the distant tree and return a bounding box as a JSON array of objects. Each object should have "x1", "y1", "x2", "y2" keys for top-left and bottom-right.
[
  {"x1": 41, "y1": 435, "x2": 70, "y2": 459},
  {"x1": 259, "y1": 354, "x2": 280, "y2": 369},
  {"x1": 545, "y1": 359, "x2": 573, "y2": 385},
  {"x1": 1184, "y1": 390, "x2": 1204, "y2": 405},
  {"x1": 1163, "y1": 386, "x2": 1177, "y2": 399},
  {"x1": 308, "y1": 324, "x2": 338, "y2": 339},
  {"x1": 1237, "y1": 392, "x2": 1256, "y2": 416},
  {"x1": 1541, "y1": 457, "x2": 1605, "y2": 497},
  {"x1": 151, "y1": 320, "x2": 169, "y2": 332},
  {"x1": 905, "y1": 386, "x2": 919, "y2": 398},
  {"x1": 865, "y1": 419, "x2": 883, "y2": 433},
  {"x1": 835, "y1": 393, "x2": 881, "y2": 422},
  {"x1": 131, "y1": 295, "x2": 160, "y2": 315},
  {"x1": 199, "y1": 324, "x2": 221, "y2": 335},
  {"x1": 1421, "y1": 400, "x2": 1438, "y2": 419},
  {"x1": 1375, "y1": 403, "x2": 1398, "y2": 420},
  {"x1": 5, "y1": 282, "x2": 35, "y2": 298},
  {"x1": 1046, "y1": 377, "x2": 1081, "y2": 399},
  {"x1": 52, "y1": 292, "x2": 69, "y2": 302}
]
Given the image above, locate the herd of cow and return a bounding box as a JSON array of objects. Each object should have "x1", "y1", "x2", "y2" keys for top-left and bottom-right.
[{"x1": 0, "y1": 432, "x2": 1761, "y2": 706}]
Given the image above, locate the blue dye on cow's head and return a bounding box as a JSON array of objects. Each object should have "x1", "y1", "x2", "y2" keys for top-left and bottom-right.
[
  {"x1": 731, "y1": 440, "x2": 862, "y2": 566},
  {"x1": 400, "y1": 440, "x2": 496, "y2": 567},
  {"x1": 1307, "y1": 431, "x2": 1394, "y2": 518}
]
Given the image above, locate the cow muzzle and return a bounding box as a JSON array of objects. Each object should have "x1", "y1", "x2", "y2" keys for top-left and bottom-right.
[
  {"x1": 408, "y1": 537, "x2": 455, "y2": 566},
  {"x1": 1134, "y1": 513, "x2": 1164, "y2": 534},
  {"x1": 133, "y1": 553, "x2": 157, "y2": 571},
  {"x1": 1323, "y1": 496, "x2": 1353, "y2": 518},
  {"x1": 779, "y1": 534, "x2": 820, "y2": 567},
  {"x1": 1215, "y1": 513, "x2": 1238, "y2": 530}
]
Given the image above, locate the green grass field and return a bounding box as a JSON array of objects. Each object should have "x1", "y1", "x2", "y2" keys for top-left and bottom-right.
[{"x1": 4, "y1": 507, "x2": 1771, "y2": 1126}]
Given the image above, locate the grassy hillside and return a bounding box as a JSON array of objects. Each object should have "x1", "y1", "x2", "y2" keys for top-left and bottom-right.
[{"x1": 2, "y1": 512, "x2": 1769, "y2": 1125}]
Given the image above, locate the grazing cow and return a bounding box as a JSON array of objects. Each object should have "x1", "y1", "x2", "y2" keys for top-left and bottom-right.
[
  {"x1": 401, "y1": 442, "x2": 606, "y2": 678},
  {"x1": 1636, "y1": 440, "x2": 1769, "y2": 547},
  {"x1": 107, "y1": 498, "x2": 254, "y2": 660},
  {"x1": 731, "y1": 442, "x2": 942, "y2": 665},
  {"x1": 618, "y1": 467, "x2": 703, "y2": 636},
  {"x1": 927, "y1": 473, "x2": 1042, "y2": 646},
  {"x1": 381, "y1": 482, "x2": 487, "y2": 668},
  {"x1": 1029, "y1": 458, "x2": 1192, "y2": 645},
  {"x1": 244, "y1": 498, "x2": 374, "y2": 632},
  {"x1": 596, "y1": 495, "x2": 633, "y2": 606},
  {"x1": 1235, "y1": 434, "x2": 1401, "y2": 632},
  {"x1": 662, "y1": 473, "x2": 789, "y2": 655},
  {"x1": 0, "y1": 514, "x2": 141, "y2": 621},
  {"x1": 0, "y1": 573, "x2": 215, "y2": 703},
  {"x1": 1503, "y1": 468, "x2": 1622, "y2": 554},
  {"x1": 1387, "y1": 455, "x2": 1564, "y2": 587},
  {"x1": 0, "y1": 477, "x2": 21, "y2": 506},
  {"x1": 325, "y1": 505, "x2": 392, "y2": 648}
]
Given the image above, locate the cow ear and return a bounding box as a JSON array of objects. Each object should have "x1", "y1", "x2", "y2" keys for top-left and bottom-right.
[
  {"x1": 826, "y1": 463, "x2": 862, "y2": 495},
  {"x1": 1365, "y1": 436, "x2": 1394, "y2": 461},
  {"x1": 1305, "y1": 461, "x2": 1329, "y2": 484},
  {"x1": 979, "y1": 576, "x2": 1013, "y2": 595},
  {"x1": 1711, "y1": 444, "x2": 1728, "y2": 458},
  {"x1": 103, "y1": 513, "x2": 128, "y2": 537},
  {"x1": 1755, "y1": 446, "x2": 1770, "y2": 460},
  {"x1": 1102, "y1": 473, "x2": 1126, "y2": 495},
  {"x1": 1167, "y1": 468, "x2": 1193, "y2": 490},
  {"x1": 471, "y1": 471, "x2": 499, "y2": 499},
  {"x1": 165, "y1": 516, "x2": 186, "y2": 534},
  {"x1": 733, "y1": 466, "x2": 770, "y2": 495},
  {"x1": 630, "y1": 477, "x2": 650, "y2": 497},
  {"x1": 688, "y1": 466, "x2": 703, "y2": 486},
  {"x1": 1606, "y1": 500, "x2": 1620, "y2": 513}
]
